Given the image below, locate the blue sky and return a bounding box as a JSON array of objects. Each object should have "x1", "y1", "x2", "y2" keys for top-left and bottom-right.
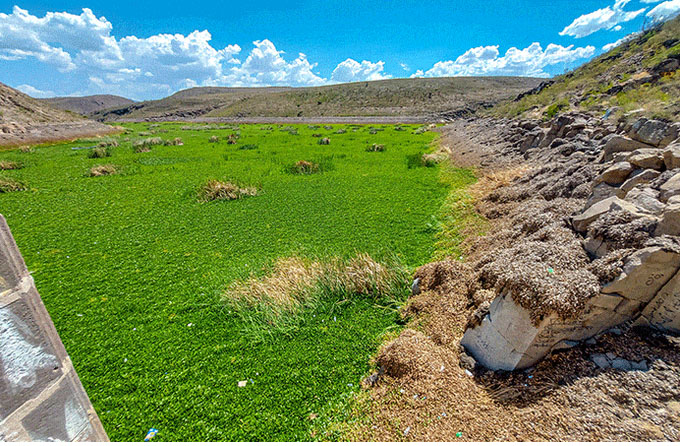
[{"x1": 1, "y1": 0, "x2": 679, "y2": 100}]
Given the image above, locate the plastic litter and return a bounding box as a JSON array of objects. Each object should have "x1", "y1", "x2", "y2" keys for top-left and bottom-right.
[
  {"x1": 404, "y1": 427, "x2": 411, "y2": 436},
  {"x1": 238, "y1": 380, "x2": 247, "y2": 387},
  {"x1": 456, "y1": 432, "x2": 462, "y2": 438},
  {"x1": 143, "y1": 428, "x2": 158, "y2": 441},
  {"x1": 547, "y1": 267, "x2": 554, "y2": 274},
  {"x1": 465, "y1": 369, "x2": 473, "y2": 377}
]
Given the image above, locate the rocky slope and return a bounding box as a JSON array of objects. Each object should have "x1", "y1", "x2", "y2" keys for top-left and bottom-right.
[{"x1": 0, "y1": 82, "x2": 115, "y2": 147}]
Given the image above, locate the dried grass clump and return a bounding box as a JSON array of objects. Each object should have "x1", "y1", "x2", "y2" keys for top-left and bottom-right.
[
  {"x1": 197, "y1": 179, "x2": 258, "y2": 202},
  {"x1": 19, "y1": 146, "x2": 33, "y2": 153},
  {"x1": 88, "y1": 164, "x2": 117, "y2": 177},
  {"x1": 376, "y1": 329, "x2": 446, "y2": 379},
  {"x1": 0, "y1": 177, "x2": 27, "y2": 192},
  {"x1": 133, "y1": 137, "x2": 164, "y2": 152},
  {"x1": 224, "y1": 254, "x2": 408, "y2": 321},
  {"x1": 367, "y1": 144, "x2": 385, "y2": 152},
  {"x1": 209, "y1": 135, "x2": 220, "y2": 143},
  {"x1": 165, "y1": 137, "x2": 184, "y2": 146},
  {"x1": 0, "y1": 160, "x2": 23, "y2": 170},
  {"x1": 318, "y1": 137, "x2": 330, "y2": 145},
  {"x1": 289, "y1": 160, "x2": 319, "y2": 175},
  {"x1": 97, "y1": 139, "x2": 119, "y2": 148},
  {"x1": 88, "y1": 147, "x2": 111, "y2": 158},
  {"x1": 227, "y1": 134, "x2": 238, "y2": 144}
]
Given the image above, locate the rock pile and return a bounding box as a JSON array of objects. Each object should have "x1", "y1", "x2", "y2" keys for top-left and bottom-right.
[{"x1": 457, "y1": 114, "x2": 680, "y2": 370}]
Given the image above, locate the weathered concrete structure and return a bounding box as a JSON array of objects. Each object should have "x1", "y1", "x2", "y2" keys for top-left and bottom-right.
[{"x1": 0, "y1": 215, "x2": 107, "y2": 441}]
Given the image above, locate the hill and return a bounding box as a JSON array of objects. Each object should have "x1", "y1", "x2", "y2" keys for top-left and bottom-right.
[
  {"x1": 93, "y1": 77, "x2": 542, "y2": 122},
  {"x1": 491, "y1": 15, "x2": 680, "y2": 121},
  {"x1": 0, "y1": 82, "x2": 115, "y2": 147},
  {"x1": 43, "y1": 94, "x2": 135, "y2": 116}
]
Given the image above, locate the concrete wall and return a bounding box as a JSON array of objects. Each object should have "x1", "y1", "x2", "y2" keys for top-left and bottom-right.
[{"x1": 0, "y1": 215, "x2": 108, "y2": 441}]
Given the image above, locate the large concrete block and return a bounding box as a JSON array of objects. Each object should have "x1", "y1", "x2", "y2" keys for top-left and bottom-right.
[{"x1": 0, "y1": 215, "x2": 107, "y2": 442}]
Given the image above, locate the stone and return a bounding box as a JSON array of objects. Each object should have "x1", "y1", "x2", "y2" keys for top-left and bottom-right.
[
  {"x1": 629, "y1": 118, "x2": 678, "y2": 147},
  {"x1": 597, "y1": 161, "x2": 635, "y2": 185},
  {"x1": 625, "y1": 187, "x2": 665, "y2": 215},
  {"x1": 663, "y1": 143, "x2": 680, "y2": 169},
  {"x1": 619, "y1": 169, "x2": 661, "y2": 197},
  {"x1": 659, "y1": 172, "x2": 680, "y2": 203},
  {"x1": 655, "y1": 203, "x2": 680, "y2": 236},
  {"x1": 611, "y1": 358, "x2": 632, "y2": 371},
  {"x1": 411, "y1": 278, "x2": 420, "y2": 295},
  {"x1": 602, "y1": 135, "x2": 652, "y2": 161},
  {"x1": 591, "y1": 354, "x2": 611, "y2": 369},
  {"x1": 631, "y1": 360, "x2": 649, "y2": 372},
  {"x1": 585, "y1": 183, "x2": 621, "y2": 207},
  {"x1": 627, "y1": 148, "x2": 666, "y2": 170},
  {"x1": 602, "y1": 246, "x2": 680, "y2": 303},
  {"x1": 637, "y1": 269, "x2": 680, "y2": 334},
  {"x1": 572, "y1": 196, "x2": 640, "y2": 233}
]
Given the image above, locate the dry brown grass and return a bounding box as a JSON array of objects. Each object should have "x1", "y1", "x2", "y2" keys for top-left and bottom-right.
[
  {"x1": 467, "y1": 165, "x2": 530, "y2": 201},
  {"x1": 0, "y1": 160, "x2": 23, "y2": 170},
  {"x1": 197, "y1": 179, "x2": 258, "y2": 202},
  {"x1": 209, "y1": 135, "x2": 220, "y2": 143},
  {"x1": 367, "y1": 144, "x2": 386, "y2": 152},
  {"x1": 88, "y1": 164, "x2": 117, "y2": 177},
  {"x1": 224, "y1": 254, "x2": 406, "y2": 318},
  {"x1": 0, "y1": 177, "x2": 27, "y2": 192}
]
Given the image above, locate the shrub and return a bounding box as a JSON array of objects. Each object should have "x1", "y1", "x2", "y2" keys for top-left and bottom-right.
[
  {"x1": 197, "y1": 179, "x2": 259, "y2": 202},
  {"x1": 0, "y1": 177, "x2": 27, "y2": 192},
  {"x1": 88, "y1": 147, "x2": 111, "y2": 159},
  {"x1": 366, "y1": 144, "x2": 385, "y2": 152},
  {"x1": 318, "y1": 137, "x2": 330, "y2": 145},
  {"x1": 209, "y1": 136, "x2": 220, "y2": 143},
  {"x1": 238, "y1": 144, "x2": 258, "y2": 150},
  {"x1": 0, "y1": 160, "x2": 23, "y2": 170},
  {"x1": 544, "y1": 98, "x2": 569, "y2": 119},
  {"x1": 88, "y1": 164, "x2": 117, "y2": 177}
]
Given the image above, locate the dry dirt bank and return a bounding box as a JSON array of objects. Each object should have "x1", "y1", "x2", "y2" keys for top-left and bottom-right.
[
  {"x1": 351, "y1": 116, "x2": 680, "y2": 441},
  {"x1": 0, "y1": 121, "x2": 119, "y2": 148}
]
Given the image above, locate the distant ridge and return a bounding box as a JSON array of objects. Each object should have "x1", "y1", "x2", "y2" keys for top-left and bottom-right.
[{"x1": 43, "y1": 94, "x2": 135, "y2": 116}]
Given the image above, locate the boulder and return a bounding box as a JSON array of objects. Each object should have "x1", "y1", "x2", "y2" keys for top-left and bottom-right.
[
  {"x1": 619, "y1": 169, "x2": 661, "y2": 197},
  {"x1": 629, "y1": 118, "x2": 679, "y2": 147},
  {"x1": 637, "y1": 268, "x2": 680, "y2": 334},
  {"x1": 655, "y1": 203, "x2": 680, "y2": 236},
  {"x1": 601, "y1": 245, "x2": 680, "y2": 303},
  {"x1": 659, "y1": 172, "x2": 680, "y2": 202},
  {"x1": 602, "y1": 135, "x2": 652, "y2": 161},
  {"x1": 627, "y1": 148, "x2": 666, "y2": 170},
  {"x1": 596, "y1": 161, "x2": 634, "y2": 185},
  {"x1": 573, "y1": 196, "x2": 641, "y2": 232},
  {"x1": 625, "y1": 187, "x2": 665, "y2": 215},
  {"x1": 585, "y1": 183, "x2": 621, "y2": 207},
  {"x1": 663, "y1": 143, "x2": 680, "y2": 169}
]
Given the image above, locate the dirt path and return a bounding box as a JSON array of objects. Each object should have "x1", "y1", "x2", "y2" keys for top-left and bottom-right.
[{"x1": 0, "y1": 121, "x2": 119, "y2": 148}]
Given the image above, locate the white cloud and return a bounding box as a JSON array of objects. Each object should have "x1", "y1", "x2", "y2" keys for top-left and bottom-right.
[
  {"x1": 330, "y1": 59, "x2": 390, "y2": 83},
  {"x1": 413, "y1": 42, "x2": 595, "y2": 78},
  {"x1": 640, "y1": 0, "x2": 662, "y2": 3},
  {"x1": 400, "y1": 62, "x2": 409, "y2": 71},
  {"x1": 602, "y1": 31, "x2": 641, "y2": 51},
  {"x1": 15, "y1": 83, "x2": 54, "y2": 98},
  {"x1": 612, "y1": 25, "x2": 623, "y2": 31},
  {"x1": 647, "y1": 0, "x2": 680, "y2": 21},
  {"x1": 560, "y1": 0, "x2": 646, "y2": 38}
]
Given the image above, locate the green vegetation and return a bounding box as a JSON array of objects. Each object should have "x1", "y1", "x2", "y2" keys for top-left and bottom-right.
[
  {"x1": 0, "y1": 122, "x2": 474, "y2": 441},
  {"x1": 490, "y1": 15, "x2": 680, "y2": 120}
]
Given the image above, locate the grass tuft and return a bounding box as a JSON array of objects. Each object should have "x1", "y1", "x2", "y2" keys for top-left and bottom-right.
[
  {"x1": 0, "y1": 160, "x2": 23, "y2": 170},
  {"x1": 88, "y1": 147, "x2": 111, "y2": 159},
  {"x1": 88, "y1": 164, "x2": 118, "y2": 177},
  {"x1": 197, "y1": 179, "x2": 259, "y2": 202},
  {"x1": 366, "y1": 144, "x2": 385, "y2": 152},
  {"x1": 0, "y1": 177, "x2": 27, "y2": 192}
]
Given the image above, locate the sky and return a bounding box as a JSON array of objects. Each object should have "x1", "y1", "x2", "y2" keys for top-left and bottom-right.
[{"x1": 1, "y1": 0, "x2": 679, "y2": 100}]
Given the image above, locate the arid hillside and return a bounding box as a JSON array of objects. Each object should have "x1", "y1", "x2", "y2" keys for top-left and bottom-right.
[
  {"x1": 0, "y1": 82, "x2": 115, "y2": 147},
  {"x1": 43, "y1": 94, "x2": 135, "y2": 116},
  {"x1": 92, "y1": 77, "x2": 542, "y2": 122}
]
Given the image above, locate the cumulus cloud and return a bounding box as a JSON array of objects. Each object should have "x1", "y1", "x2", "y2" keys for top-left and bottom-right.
[
  {"x1": 647, "y1": 0, "x2": 680, "y2": 21},
  {"x1": 413, "y1": 42, "x2": 595, "y2": 78},
  {"x1": 330, "y1": 59, "x2": 390, "y2": 83},
  {"x1": 0, "y1": 6, "x2": 331, "y2": 98},
  {"x1": 602, "y1": 31, "x2": 641, "y2": 51},
  {"x1": 15, "y1": 83, "x2": 54, "y2": 98},
  {"x1": 560, "y1": 0, "x2": 646, "y2": 38}
]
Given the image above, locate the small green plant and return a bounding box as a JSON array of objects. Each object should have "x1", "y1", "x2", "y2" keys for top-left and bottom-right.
[
  {"x1": 88, "y1": 147, "x2": 111, "y2": 159},
  {"x1": 237, "y1": 144, "x2": 258, "y2": 150},
  {"x1": 544, "y1": 98, "x2": 569, "y2": 118}
]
